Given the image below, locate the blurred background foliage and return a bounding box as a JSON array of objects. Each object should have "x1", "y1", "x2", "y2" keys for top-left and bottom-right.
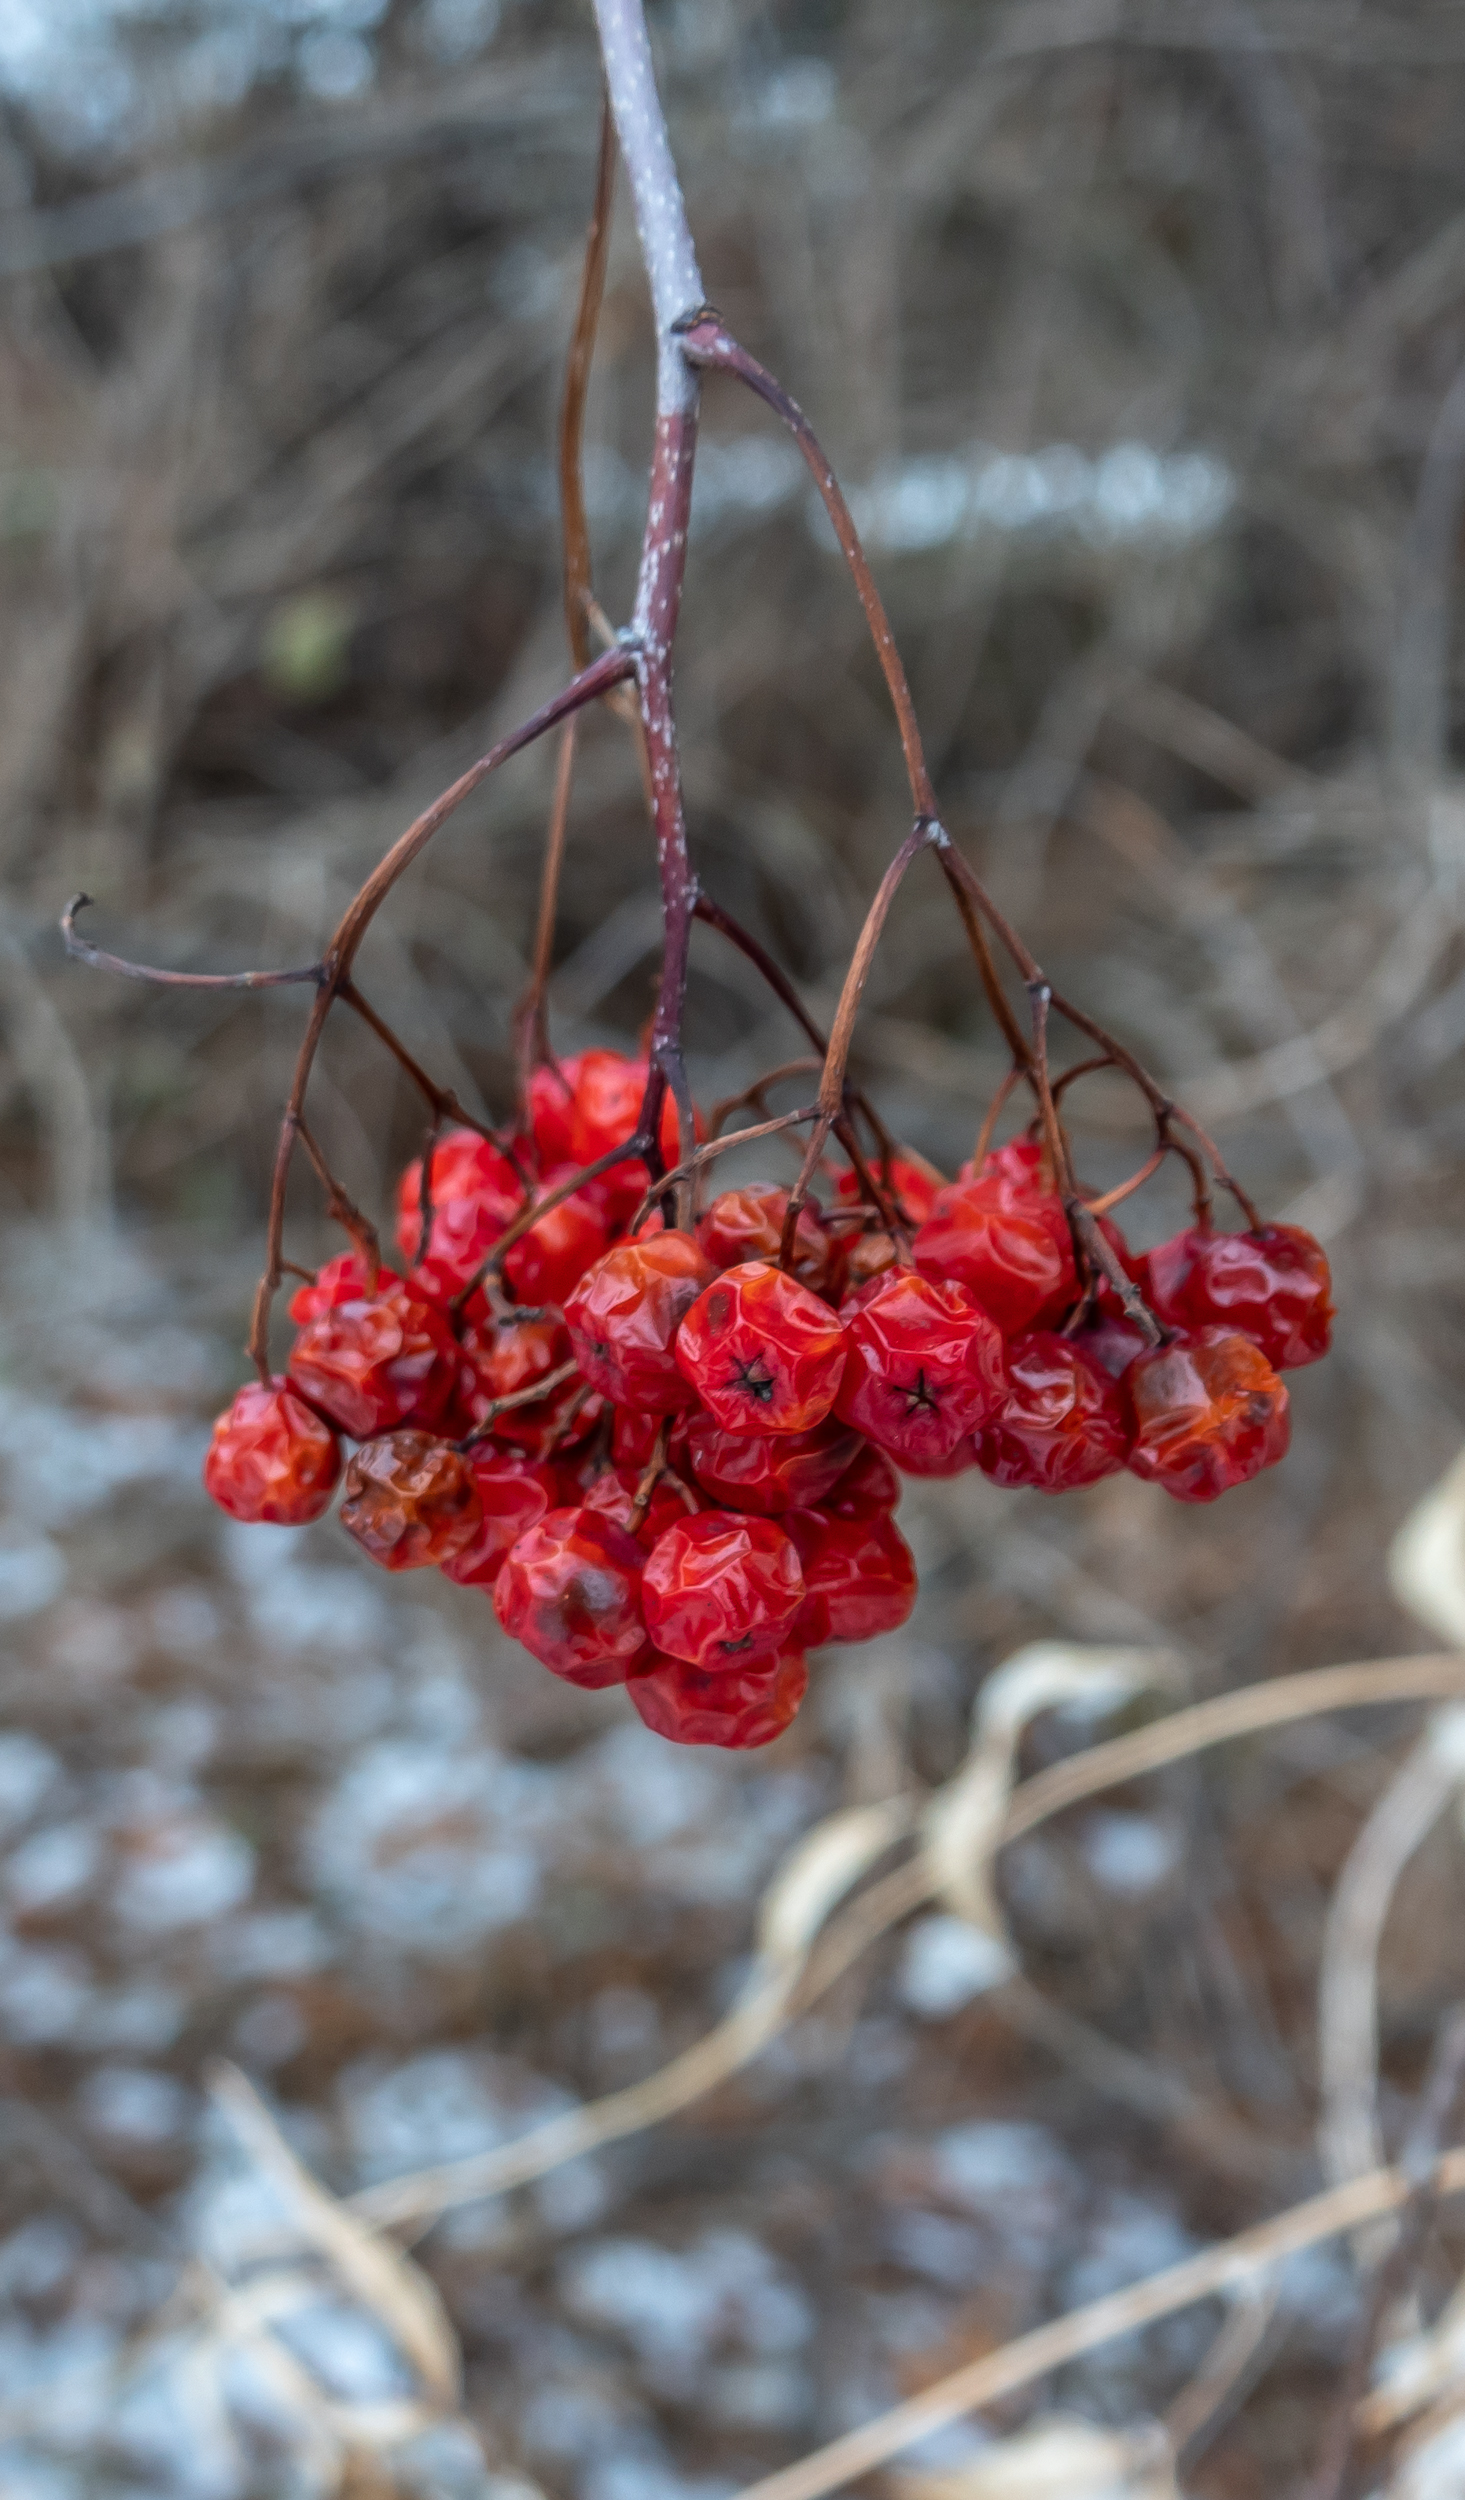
[{"x1": 5, "y1": 3, "x2": 1465, "y2": 2494}]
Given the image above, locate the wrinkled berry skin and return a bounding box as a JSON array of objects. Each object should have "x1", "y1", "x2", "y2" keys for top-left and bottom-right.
[
  {"x1": 493, "y1": 1507, "x2": 649, "y2": 1686},
  {"x1": 290, "y1": 1282, "x2": 457, "y2": 1440},
  {"x1": 629, "y1": 1648, "x2": 809, "y2": 1750},
  {"x1": 339, "y1": 1432, "x2": 482, "y2": 1570},
  {"x1": 1072, "y1": 1312, "x2": 1151, "y2": 1383},
  {"x1": 837, "y1": 1227, "x2": 900, "y2": 1299},
  {"x1": 914, "y1": 1176, "x2": 1076, "y2": 1336},
  {"x1": 610, "y1": 1405, "x2": 690, "y2": 1470},
  {"x1": 835, "y1": 1156, "x2": 942, "y2": 1225},
  {"x1": 1127, "y1": 1327, "x2": 1290, "y2": 1502},
  {"x1": 288, "y1": 1252, "x2": 382, "y2": 1324},
  {"x1": 973, "y1": 1331, "x2": 1131, "y2": 1492},
  {"x1": 642, "y1": 1510, "x2": 805, "y2": 1667},
  {"x1": 675, "y1": 1261, "x2": 849, "y2": 1435},
  {"x1": 582, "y1": 1465, "x2": 701, "y2": 1551},
  {"x1": 698, "y1": 1187, "x2": 833, "y2": 1297},
  {"x1": 396, "y1": 1129, "x2": 523, "y2": 1293},
  {"x1": 441, "y1": 1452, "x2": 563, "y2": 1588},
  {"x1": 565, "y1": 1231, "x2": 718, "y2": 1411},
  {"x1": 835, "y1": 1271, "x2": 1007, "y2": 1467},
  {"x1": 786, "y1": 1508, "x2": 917, "y2": 1646},
  {"x1": 1145, "y1": 1224, "x2": 1333, "y2": 1371},
  {"x1": 204, "y1": 1380, "x2": 341, "y2": 1525},
  {"x1": 456, "y1": 1314, "x2": 573, "y2": 1452},
  {"x1": 824, "y1": 1444, "x2": 902, "y2": 1517},
  {"x1": 684, "y1": 1410, "x2": 862, "y2": 1516},
  {"x1": 501, "y1": 1170, "x2": 611, "y2": 1307}
]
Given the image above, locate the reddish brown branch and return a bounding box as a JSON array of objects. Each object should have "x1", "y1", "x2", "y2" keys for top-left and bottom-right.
[{"x1": 62, "y1": 895, "x2": 322, "y2": 991}]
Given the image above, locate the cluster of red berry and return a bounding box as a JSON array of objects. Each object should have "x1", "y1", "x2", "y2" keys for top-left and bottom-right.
[{"x1": 202, "y1": 1047, "x2": 1333, "y2": 1751}]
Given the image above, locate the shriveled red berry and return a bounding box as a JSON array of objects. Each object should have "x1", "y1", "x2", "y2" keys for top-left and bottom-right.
[
  {"x1": 565, "y1": 1230, "x2": 718, "y2": 1411},
  {"x1": 698, "y1": 1187, "x2": 833, "y2": 1297},
  {"x1": 1072, "y1": 1311, "x2": 1151, "y2": 1382},
  {"x1": 290, "y1": 1281, "x2": 457, "y2": 1440},
  {"x1": 569, "y1": 1049, "x2": 688, "y2": 1166},
  {"x1": 1127, "y1": 1327, "x2": 1290, "y2": 1502},
  {"x1": 836, "y1": 1226, "x2": 900, "y2": 1299},
  {"x1": 1144, "y1": 1224, "x2": 1333, "y2": 1371},
  {"x1": 968, "y1": 1135, "x2": 1046, "y2": 1200},
  {"x1": 835, "y1": 1271, "x2": 1007, "y2": 1467},
  {"x1": 824, "y1": 1443, "x2": 901, "y2": 1517},
  {"x1": 973, "y1": 1331, "x2": 1131, "y2": 1492},
  {"x1": 203, "y1": 1380, "x2": 341, "y2": 1525},
  {"x1": 501, "y1": 1170, "x2": 611, "y2": 1307},
  {"x1": 642, "y1": 1510, "x2": 804, "y2": 1667},
  {"x1": 675, "y1": 1261, "x2": 848, "y2": 1435},
  {"x1": 786, "y1": 1508, "x2": 917, "y2": 1645},
  {"x1": 527, "y1": 1057, "x2": 582, "y2": 1167},
  {"x1": 628, "y1": 1647, "x2": 808, "y2": 1749},
  {"x1": 610, "y1": 1404, "x2": 690, "y2": 1469},
  {"x1": 441, "y1": 1451, "x2": 563, "y2": 1588},
  {"x1": 835, "y1": 1156, "x2": 943, "y2": 1225},
  {"x1": 493, "y1": 1507, "x2": 649, "y2": 1686},
  {"x1": 914, "y1": 1176, "x2": 1076, "y2": 1336},
  {"x1": 339, "y1": 1432, "x2": 482, "y2": 1570},
  {"x1": 456, "y1": 1313, "x2": 569, "y2": 1443},
  {"x1": 288, "y1": 1252, "x2": 383, "y2": 1324},
  {"x1": 396, "y1": 1130, "x2": 523, "y2": 1293},
  {"x1": 684, "y1": 1410, "x2": 862, "y2": 1515},
  {"x1": 582, "y1": 1465, "x2": 701, "y2": 1551}
]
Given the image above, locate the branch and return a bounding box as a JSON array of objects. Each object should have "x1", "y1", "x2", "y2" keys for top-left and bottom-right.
[{"x1": 62, "y1": 895, "x2": 322, "y2": 991}]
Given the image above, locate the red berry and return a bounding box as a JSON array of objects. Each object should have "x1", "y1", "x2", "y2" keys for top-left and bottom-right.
[
  {"x1": 203, "y1": 1380, "x2": 341, "y2": 1525},
  {"x1": 565, "y1": 1230, "x2": 718, "y2": 1411},
  {"x1": 396, "y1": 1130, "x2": 523, "y2": 1292},
  {"x1": 527, "y1": 1057, "x2": 582, "y2": 1167},
  {"x1": 628, "y1": 1648, "x2": 808, "y2": 1749},
  {"x1": 569, "y1": 1049, "x2": 689, "y2": 1166},
  {"x1": 582, "y1": 1465, "x2": 701, "y2": 1551},
  {"x1": 834, "y1": 1270, "x2": 1007, "y2": 1467},
  {"x1": 698, "y1": 1187, "x2": 834, "y2": 1297},
  {"x1": 835, "y1": 1156, "x2": 943, "y2": 1225},
  {"x1": 501, "y1": 1170, "x2": 611, "y2": 1307},
  {"x1": 785, "y1": 1508, "x2": 917, "y2": 1645},
  {"x1": 683, "y1": 1410, "x2": 863, "y2": 1515},
  {"x1": 1072, "y1": 1311, "x2": 1151, "y2": 1382},
  {"x1": 914, "y1": 1176, "x2": 1076, "y2": 1336},
  {"x1": 610, "y1": 1404, "x2": 688, "y2": 1469},
  {"x1": 290, "y1": 1281, "x2": 457, "y2": 1440},
  {"x1": 288, "y1": 1252, "x2": 382, "y2": 1324},
  {"x1": 1127, "y1": 1327, "x2": 1290, "y2": 1502},
  {"x1": 493, "y1": 1507, "x2": 649, "y2": 1686},
  {"x1": 973, "y1": 1331, "x2": 1131, "y2": 1492},
  {"x1": 339, "y1": 1432, "x2": 482, "y2": 1570},
  {"x1": 441, "y1": 1451, "x2": 563, "y2": 1588},
  {"x1": 836, "y1": 1227, "x2": 900, "y2": 1299},
  {"x1": 457, "y1": 1311, "x2": 567, "y2": 1434},
  {"x1": 675, "y1": 1261, "x2": 849, "y2": 1435},
  {"x1": 824, "y1": 1444, "x2": 901, "y2": 1517},
  {"x1": 970, "y1": 1136, "x2": 1046, "y2": 1201},
  {"x1": 641, "y1": 1511, "x2": 805, "y2": 1667},
  {"x1": 1144, "y1": 1224, "x2": 1333, "y2": 1371}
]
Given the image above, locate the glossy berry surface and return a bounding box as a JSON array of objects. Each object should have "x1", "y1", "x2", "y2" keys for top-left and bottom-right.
[
  {"x1": 568, "y1": 1049, "x2": 685, "y2": 1167},
  {"x1": 835, "y1": 1270, "x2": 1007, "y2": 1467},
  {"x1": 1071, "y1": 1311, "x2": 1151, "y2": 1383},
  {"x1": 396, "y1": 1128, "x2": 523, "y2": 1292},
  {"x1": 683, "y1": 1410, "x2": 862, "y2": 1515},
  {"x1": 565, "y1": 1229, "x2": 717, "y2": 1410},
  {"x1": 837, "y1": 1227, "x2": 900, "y2": 1299},
  {"x1": 1127, "y1": 1327, "x2": 1290, "y2": 1503},
  {"x1": 456, "y1": 1313, "x2": 572, "y2": 1450},
  {"x1": 339, "y1": 1432, "x2": 482, "y2": 1570},
  {"x1": 823, "y1": 1443, "x2": 902, "y2": 1517},
  {"x1": 914, "y1": 1175, "x2": 1076, "y2": 1336},
  {"x1": 1144, "y1": 1223, "x2": 1334, "y2": 1371},
  {"x1": 500, "y1": 1172, "x2": 610, "y2": 1307},
  {"x1": 493, "y1": 1506, "x2": 649, "y2": 1686},
  {"x1": 786, "y1": 1508, "x2": 917, "y2": 1646},
  {"x1": 973, "y1": 1330, "x2": 1131, "y2": 1492},
  {"x1": 441, "y1": 1452, "x2": 562, "y2": 1588},
  {"x1": 628, "y1": 1647, "x2": 808, "y2": 1750},
  {"x1": 641, "y1": 1510, "x2": 804, "y2": 1667},
  {"x1": 288, "y1": 1252, "x2": 381, "y2": 1324},
  {"x1": 289, "y1": 1281, "x2": 457, "y2": 1440},
  {"x1": 582, "y1": 1464, "x2": 701, "y2": 1551},
  {"x1": 698, "y1": 1187, "x2": 833, "y2": 1297},
  {"x1": 675, "y1": 1260, "x2": 849, "y2": 1435},
  {"x1": 203, "y1": 1380, "x2": 342, "y2": 1525}
]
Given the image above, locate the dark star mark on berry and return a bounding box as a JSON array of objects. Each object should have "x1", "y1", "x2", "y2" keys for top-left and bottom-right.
[
  {"x1": 894, "y1": 1368, "x2": 942, "y2": 1418},
  {"x1": 728, "y1": 1357, "x2": 776, "y2": 1405}
]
